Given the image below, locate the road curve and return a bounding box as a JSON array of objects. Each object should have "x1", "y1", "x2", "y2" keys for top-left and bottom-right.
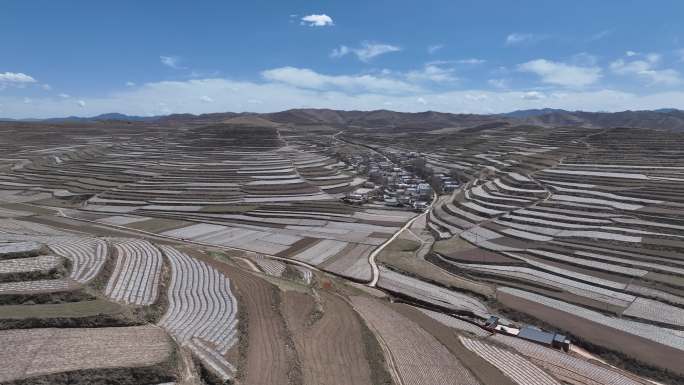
[{"x1": 367, "y1": 199, "x2": 435, "y2": 287}]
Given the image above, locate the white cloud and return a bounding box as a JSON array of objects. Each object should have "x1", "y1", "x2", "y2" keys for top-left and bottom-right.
[
  {"x1": 262, "y1": 66, "x2": 420, "y2": 93},
  {"x1": 610, "y1": 54, "x2": 682, "y2": 86},
  {"x1": 126, "y1": 81, "x2": 136, "y2": 87},
  {"x1": 4, "y1": 74, "x2": 684, "y2": 119},
  {"x1": 200, "y1": 95, "x2": 214, "y2": 103},
  {"x1": 330, "y1": 41, "x2": 401, "y2": 62},
  {"x1": 330, "y1": 45, "x2": 350, "y2": 58},
  {"x1": 77, "y1": 100, "x2": 86, "y2": 107},
  {"x1": 160, "y1": 56, "x2": 183, "y2": 69},
  {"x1": 521, "y1": 91, "x2": 546, "y2": 100},
  {"x1": 518, "y1": 59, "x2": 601, "y2": 87},
  {"x1": 405, "y1": 64, "x2": 457, "y2": 83},
  {"x1": 41, "y1": 84, "x2": 52, "y2": 91},
  {"x1": 0, "y1": 72, "x2": 36, "y2": 89},
  {"x1": 505, "y1": 33, "x2": 540, "y2": 46},
  {"x1": 427, "y1": 44, "x2": 444, "y2": 54},
  {"x1": 456, "y1": 58, "x2": 486, "y2": 65},
  {"x1": 58, "y1": 93, "x2": 70, "y2": 98},
  {"x1": 416, "y1": 97, "x2": 428, "y2": 105},
  {"x1": 300, "y1": 14, "x2": 333, "y2": 27},
  {"x1": 465, "y1": 93, "x2": 488, "y2": 101},
  {"x1": 626, "y1": 50, "x2": 638, "y2": 57},
  {"x1": 23, "y1": 97, "x2": 32, "y2": 104}
]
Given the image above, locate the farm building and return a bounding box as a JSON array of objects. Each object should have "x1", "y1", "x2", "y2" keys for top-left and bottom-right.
[{"x1": 518, "y1": 326, "x2": 570, "y2": 352}]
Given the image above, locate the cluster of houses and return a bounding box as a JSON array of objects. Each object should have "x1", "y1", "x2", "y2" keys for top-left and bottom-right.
[
  {"x1": 434, "y1": 173, "x2": 460, "y2": 193},
  {"x1": 340, "y1": 152, "x2": 437, "y2": 212}
]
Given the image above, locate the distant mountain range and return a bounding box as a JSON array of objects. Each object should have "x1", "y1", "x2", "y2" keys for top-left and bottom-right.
[
  {"x1": 2, "y1": 108, "x2": 684, "y2": 131},
  {"x1": 0, "y1": 113, "x2": 159, "y2": 123},
  {"x1": 265, "y1": 108, "x2": 684, "y2": 131}
]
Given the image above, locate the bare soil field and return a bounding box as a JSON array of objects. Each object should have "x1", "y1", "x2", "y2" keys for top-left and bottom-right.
[
  {"x1": 378, "y1": 240, "x2": 495, "y2": 298},
  {"x1": 390, "y1": 303, "x2": 517, "y2": 385},
  {"x1": 200, "y1": 256, "x2": 292, "y2": 385},
  {"x1": 281, "y1": 291, "x2": 375, "y2": 385},
  {"x1": 350, "y1": 295, "x2": 481, "y2": 385}
]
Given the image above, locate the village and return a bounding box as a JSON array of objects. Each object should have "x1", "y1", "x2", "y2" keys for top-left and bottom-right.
[{"x1": 340, "y1": 150, "x2": 459, "y2": 211}]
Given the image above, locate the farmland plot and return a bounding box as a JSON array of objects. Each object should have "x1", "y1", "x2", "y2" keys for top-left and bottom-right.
[
  {"x1": 622, "y1": 297, "x2": 684, "y2": 327},
  {"x1": 490, "y1": 334, "x2": 652, "y2": 385},
  {"x1": 497, "y1": 287, "x2": 684, "y2": 375},
  {"x1": 0, "y1": 241, "x2": 42, "y2": 257},
  {"x1": 350, "y1": 296, "x2": 481, "y2": 385},
  {"x1": 282, "y1": 291, "x2": 374, "y2": 385},
  {"x1": 0, "y1": 219, "x2": 74, "y2": 236},
  {"x1": 459, "y1": 336, "x2": 561, "y2": 385},
  {"x1": 378, "y1": 266, "x2": 490, "y2": 317},
  {"x1": 199, "y1": 257, "x2": 291, "y2": 385},
  {"x1": 0, "y1": 278, "x2": 75, "y2": 293},
  {"x1": 0, "y1": 325, "x2": 171, "y2": 383},
  {"x1": 105, "y1": 239, "x2": 163, "y2": 305},
  {"x1": 0, "y1": 255, "x2": 62, "y2": 275},
  {"x1": 254, "y1": 254, "x2": 287, "y2": 277},
  {"x1": 47, "y1": 237, "x2": 108, "y2": 283},
  {"x1": 417, "y1": 308, "x2": 491, "y2": 337},
  {"x1": 158, "y1": 245, "x2": 239, "y2": 378}
]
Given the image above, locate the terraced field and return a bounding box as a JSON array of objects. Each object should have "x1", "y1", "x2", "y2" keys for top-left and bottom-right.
[
  {"x1": 158, "y1": 245, "x2": 238, "y2": 380},
  {"x1": 0, "y1": 325, "x2": 172, "y2": 383},
  {"x1": 351, "y1": 125, "x2": 684, "y2": 380},
  {"x1": 351, "y1": 295, "x2": 481, "y2": 385},
  {"x1": 1, "y1": 114, "x2": 682, "y2": 384}
]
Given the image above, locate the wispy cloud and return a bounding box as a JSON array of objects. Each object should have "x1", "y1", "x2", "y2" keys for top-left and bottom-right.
[
  {"x1": 456, "y1": 58, "x2": 486, "y2": 65},
  {"x1": 200, "y1": 95, "x2": 214, "y2": 103},
  {"x1": 160, "y1": 55, "x2": 184, "y2": 69},
  {"x1": 58, "y1": 93, "x2": 70, "y2": 98},
  {"x1": 588, "y1": 29, "x2": 614, "y2": 41},
  {"x1": 518, "y1": 59, "x2": 601, "y2": 87},
  {"x1": 262, "y1": 66, "x2": 420, "y2": 94},
  {"x1": 76, "y1": 100, "x2": 86, "y2": 107},
  {"x1": 331, "y1": 41, "x2": 401, "y2": 62},
  {"x1": 505, "y1": 33, "x2": 544, "y2": 46},
  {"x1": 427, "y1": 44, "x2": 444, "y2": 54},
  {"x1": 125, "y1": 81, "x2": 136, "y2": 87},
  {"x1": 427, "y1": 59, "x2": 486, "y2": 66},
  {"x1": 610, "y1": 53, "x2": 681, "y2": 86},
  {"x1": 300, "y1": 14, "x2": 333, "y2": 27}
]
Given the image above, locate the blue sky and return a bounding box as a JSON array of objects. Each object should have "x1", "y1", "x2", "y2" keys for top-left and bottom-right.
[{"x1": 2, "y1": 0, "x2": 684, "y2": 118}]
